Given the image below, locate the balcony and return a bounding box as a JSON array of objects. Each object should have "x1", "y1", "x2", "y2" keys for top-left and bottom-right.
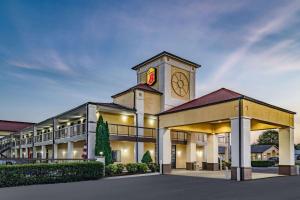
[
  {"x1": 108, "y1": 124, "x2": 157, "y2": 142},
  {"x1": 55, "y1": 123, "x2": 86, "y2": 140},
  {"x1": 171, "y1": 131, "x2": 188, "y2": 144}
]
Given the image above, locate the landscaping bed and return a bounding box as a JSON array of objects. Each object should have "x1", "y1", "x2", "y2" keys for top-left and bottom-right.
[
  {"x1": 105, "y1": 163, "x2": 160, "y2": 177},
  {"x1": 0, "y1": 161, "x2": 104, "y2": 188}
]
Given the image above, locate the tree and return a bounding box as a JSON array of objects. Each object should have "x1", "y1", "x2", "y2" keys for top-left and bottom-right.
[
  {"x1": 141, "y1": 151, "x2": 153, "y2": 164},
  {"x1": 295, "y1": 144, "x2": 300, "y2": 150},
  {"x1": 95, "y1": 115, "x2": 113, "y2": 165},
  {"x1": 257, "y1": 130, "x2": 279, "y2": 146}
]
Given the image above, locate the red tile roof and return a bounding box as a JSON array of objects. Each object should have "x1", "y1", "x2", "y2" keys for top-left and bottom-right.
[
  {"x1": 159, "y1": 88, "x2": 296, "y2": 115},
  {"x1": 111, "y1": 83, "x2": 162, "y2": 98},
  {"x1": 0, "y1": 120, "x2": 34, "y2": 132}
]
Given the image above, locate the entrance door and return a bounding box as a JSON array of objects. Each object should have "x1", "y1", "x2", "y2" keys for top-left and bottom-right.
[{"x1": 171, "y1": 145, "x2": 176, "y2": 169}]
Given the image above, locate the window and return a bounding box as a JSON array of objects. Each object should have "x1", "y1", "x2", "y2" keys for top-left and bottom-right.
[{"x1": 112, "y1": 150, "x2": 121, "y2": 162}]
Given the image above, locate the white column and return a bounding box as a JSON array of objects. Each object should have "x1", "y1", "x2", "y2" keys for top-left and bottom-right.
[
  {"x1": 87, "y1": 104, "x2": 97, "y2": 159},
  {"x1": 67, "y1": 141, "x2": 74, "y2": 159},
  {"x1": 135, "y1": 90, "x2": 144, "y2": 163},
  {"x1": 41, "y1": 145, "x2": 46, "y2": 159},
  {"x1": 53, "y1": 144, "x2": 58, "y2": 159},
  {"x1": 24, "y1": 148, "x2": 28, "y2": 158},
  {"x1": 159, "y1": 128, "x2": 171, "y2": 174},
  {"x1": 207, "y1": 134, "x2": 218, "y2": 170},
  {"x1": 231, "y1": 117, "x2": 251, "y2": 180},
  {"x1": 20, "y1": 148, "x2": 23, "y2": 158},
  {"x1": 186, "y1": 132, "x2": 196, "y2": 170},
  {"x1": 279, "y1": 127, "x2": 296, "y2": 175},
  {"x1": 32, "y1": 146, "x2": 36, "y2": 159}
]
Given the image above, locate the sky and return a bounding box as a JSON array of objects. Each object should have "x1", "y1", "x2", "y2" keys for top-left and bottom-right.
[{"x1": 0, "y1": 0, "x2": 300, "y2": 143}]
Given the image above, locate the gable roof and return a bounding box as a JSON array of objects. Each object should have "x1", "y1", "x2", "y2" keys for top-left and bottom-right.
[
  {"x1": 0, "y1": 120, "x2": 34, "y2": 132},
  {"x1": 159, "y1": 88, "x2": 296, "y2": 115},
  {"x1": 111, "y1": 83, "x2": 162, "y2": 98},
  {"x1": 131, "y1": 51, "x2": 201, "y2": 70},
  {"x1": 251, "y1": 145, "x2": 277, "y2": 153}
]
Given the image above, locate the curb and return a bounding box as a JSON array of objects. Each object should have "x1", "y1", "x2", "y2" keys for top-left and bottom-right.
[{"x1": 105, "y1": 173, "x2": 160, "y2": 180}]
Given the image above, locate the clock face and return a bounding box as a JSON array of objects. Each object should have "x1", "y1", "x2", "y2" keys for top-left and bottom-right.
[{"x1": 171, "y1": 72, "x2": 189, "y2": 97}]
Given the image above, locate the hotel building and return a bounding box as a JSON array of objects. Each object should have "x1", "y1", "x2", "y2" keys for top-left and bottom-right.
[{"x1": 0, "y1": 51, "x2": 296, "y2": 181}]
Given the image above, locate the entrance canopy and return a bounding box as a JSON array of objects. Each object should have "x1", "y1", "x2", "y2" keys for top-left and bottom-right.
[{"x1": 158, "y1": 88, "x2": 295, "y2": 133}]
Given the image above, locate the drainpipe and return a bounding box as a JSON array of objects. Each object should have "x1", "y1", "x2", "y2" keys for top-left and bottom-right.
[{"x1": 238, "y1": 98, "x2": 243, "y2": 181}]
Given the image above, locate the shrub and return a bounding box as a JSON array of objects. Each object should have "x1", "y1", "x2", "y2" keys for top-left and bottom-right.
[
  {"x1": 0, "y1": 162, "x2": 104, "y2": 188},
  {"x1": 116, "y1": 163, "x2": 124, "y2": 174},
  {"x1": 137, "y1": 163, "x2": 148, "y2": 173},
  {"x1": 141, "y1": 151, "x2": 153, "y2": 164},
  {"x1": 147, "y1": 163, "x2": 160, "y2": 172},
  {"x1": 126, "y1": 163, "x2": 138, "y2": 174},
  {"x1": 105, "y1": 164, "x2": 118, "y2": 176},
  {"x1": 251, "y1": 160, "x2": 275, "y2": 167}
]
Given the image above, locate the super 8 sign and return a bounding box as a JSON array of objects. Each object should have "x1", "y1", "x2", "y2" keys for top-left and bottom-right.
[{"x1": 146, "y1": 67, "x2": 157, "y2": 86}]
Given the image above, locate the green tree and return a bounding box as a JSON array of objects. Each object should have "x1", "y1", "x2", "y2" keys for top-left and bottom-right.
[
  {"x1": 257, "y1": 130, "x2": 279, "y2": 146},
  {"x1": 95, "y1": 115, "x2": 113, "y2": 165},
  {"x1": 295, "y1": 144, "x2": 300, "y2": 150},
  {"x1": 141, "y1": 151, "x2": 153, "y2": 164}
]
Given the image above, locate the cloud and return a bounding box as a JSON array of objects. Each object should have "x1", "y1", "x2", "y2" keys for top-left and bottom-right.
[{"x1": 210, "y1": 1, "x2": 300, "y2": 83}]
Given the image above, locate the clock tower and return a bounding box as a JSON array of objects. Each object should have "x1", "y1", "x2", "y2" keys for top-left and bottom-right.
[{"x1": 132, "y1": 51, "x2": 201, "y2": 111}]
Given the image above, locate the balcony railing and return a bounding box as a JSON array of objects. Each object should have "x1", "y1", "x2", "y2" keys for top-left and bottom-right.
[
  {"x1": 171, "y1": 131, "x2": 187, "y2": 142},
  {"x1": 218, "y1": 136, "x2": 229, "y2": 144},
  {"x1": 55, "y1": 123, "x2": 86, "y2": 140},
  {"x1": 108, "y1": 124, "x2": 157, "y2": 139}
]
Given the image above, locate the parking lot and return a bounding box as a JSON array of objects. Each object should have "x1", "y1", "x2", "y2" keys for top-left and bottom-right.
[{"x1": 1, "y1": 174, "x2": 300, "y2": 200}]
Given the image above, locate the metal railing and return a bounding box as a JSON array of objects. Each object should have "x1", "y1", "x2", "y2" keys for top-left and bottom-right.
[
  {"x1": 108, "y1": 124, "x2": 157, "y2": 139},
  {"x1": 171, "y1": 131, "x2": 188, "y2": 142},
  {"x1": 55, "y1": 123, "x2": 86, "y2": 140},
  {"x1": 0, "y1": 158, "x2": 96, "y2": 165}
]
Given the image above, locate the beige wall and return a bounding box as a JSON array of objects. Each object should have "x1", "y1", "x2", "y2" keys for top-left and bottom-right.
[
  {"x1": 73, "y1": 141, "x2": 85, "y2": 159},
  {"x1": 57, "y1": 143, "x2": 68, "y2": 159},
  {"x1": 111, "y1": 141, "x2": 135, "y2": 164},
  {"x1": 176, "y1": 144, "x2": 186, "y2": 169},
  {"x1": 113, "y1": 91, "x2": 134, "y2": 109},
  {"x1": 144, "y1": 142, "x2": 156, "y2": 161},
  {"x1": 0, "y1": 131, "x2": 12, "y2": 136},
  {"x1": 100, "y1": 112, "x2": 135, "y2": 126},
  {"x1": 196, "y1": 146, "x2": 204, "y2": 165},
  {"x1": 144, "y1": 92, "x2": 161, "y2": 114}
]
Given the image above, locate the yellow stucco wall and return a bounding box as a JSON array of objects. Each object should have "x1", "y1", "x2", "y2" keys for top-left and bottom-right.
[
  {"x1": 0, "y1": 131, "x2": 12, "y2": 136},
  {"x1": 100, "y1": 112, "x2": 135, "y2": 126},
  {"x1": 243, "y1": 99, "x2": 294, "y2": 127},
  {"x1": 112, "y1": 91, "x2": 134, "y2": 109},
  {"x1": 57, "y1": 143, "x2": 67, "y2": 159},
  {"x1": 144, "y1": 142, "x2": 156, "y2": 161},
  {"x1": 73, "y1": 141, "x2": 85, "y2": 159},
  {"x1": 144, "y1": 92, "x2": 161, "y2": 114},
  {"x1": 176, "y1": 144, "x2": 186, "y2": 168},
  {"x1": 111, "y1": 141, "x2": 135, "y2": 164},
  {"x1": 160, "y1": 100, "x2": 239, "y2": 128}
]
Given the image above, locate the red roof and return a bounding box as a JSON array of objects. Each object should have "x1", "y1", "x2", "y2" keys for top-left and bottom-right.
[
  {"x1": 0, "y1": 120, "x2": 34, "y2": 132},
  {"x1": 112, "y1": 83, "x2": 162, "y2": 98},
  {"x1": 159, "y1": 88, "x2": 295, "y2": 115}
]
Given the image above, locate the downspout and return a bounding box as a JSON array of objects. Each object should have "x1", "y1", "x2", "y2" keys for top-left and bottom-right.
[
  {"x1": 133, "y1": 90, "x2": 139, "y2": 163},
  {"x1": 238, "y1": 98, "x2": 243, "y2": 180},
  {"x1": 86, "y1": 103, "x2": 89, "y2": 159},
  {"x1": 157, "y1": 116, "x2": 160, "y2": 169}
]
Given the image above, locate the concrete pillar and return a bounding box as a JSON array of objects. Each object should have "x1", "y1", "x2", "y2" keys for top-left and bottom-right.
[
  {"x1": 24, "y1": 148, "x2": 28, "y2": 158},
  {"x1": 135, "y1": 90, "x2": 144, "y2": 163},
  {"x1": 32, "y1": 146, "x2": 36, "y2": 159},
  {"x1": 20, "y1": 148, "x2": 23, "y2": 158},
  {"x1": 87, "y1": 104, "x2": 97, "y2": 159},
  {"x1": 186, "y1": 133, "x2": 196, "y2": 170},
  {"x1": 53, "y1": 144, "x2": 58, "y2": 159},
  {"x1": 41, "y1": 145, "x2": 46, "y2": 159},
  {"x1": 202, "y1": 135, "x2": 208, "y2": 169},
  {"x1": 207, "y1": 134, "x2": 219, "y2": 170},
  {"x1": 231, "y1": 117, "x2": 252, "y2": 181},
  {"x1": 159, "y1": 128, "x2": 171, "y2": 174},
  {"x1": 67, "y1": 141, "x2": 74, "y2": 159},
  {"x1": 279, "y1": 127, "x2": 296, "y2": 175}
]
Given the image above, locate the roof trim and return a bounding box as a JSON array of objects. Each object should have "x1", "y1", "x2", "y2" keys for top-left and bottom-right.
[
  {"x1": 158, "y1": 88, "x2": 296, "y2": 116},
  {"x1": 111, "y1": 83, "x2": 163, "y2": 98},
  {"x1": 131, "y1": 51, "x2": 201, "y2": 70},
  {"x1": 89, "y1": 102, "x2": 136, "y2": 112}
]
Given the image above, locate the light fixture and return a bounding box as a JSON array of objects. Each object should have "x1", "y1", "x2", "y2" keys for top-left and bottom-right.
[
  {"x1": 149, "y1": 150, "x2": 154, "y2": 155},
  {"x1": 121, "y1": 115, "x2": 128, "y2": 122},
  {"x1": 73, "y1": 150, "x2": 77, "y2": 155},
  {"x1": 148, "y1": 118, "x2": 155, "y2": 126},
  {"x1": 96, "y1": 112, "x2": 100, "y2": 119},
  {"x1": 122, "y1": 148, "x2": 128, "y2": 153},
  {"x1": 80, "y1": 118, "x2": 84, "y2": 123},
  {"x1": 67, "y1": 122, "x2": 71, "y2": 126},
  {"x1": 177, "y1": 150, "x2": 182, "y2": 156}
]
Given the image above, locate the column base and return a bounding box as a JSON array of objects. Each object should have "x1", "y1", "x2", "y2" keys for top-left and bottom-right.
[
  {"x1": 186, "y1": 162, "x2": 195, "y2": 170},
  {"x1": 279, "y1": 165, "x2": 297, "y2": 176},
  {"x1": 231, "y1": 167, "x2": 252, "y2": 181},
  {"x1": 206, "y1": 163, "x2": 219, "y2": 171},
  {"x1": 162, "y1": 164, "x2": 172, "y2": 174}
]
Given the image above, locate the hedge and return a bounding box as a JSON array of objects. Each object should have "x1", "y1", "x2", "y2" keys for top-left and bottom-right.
[
  {"x1": 251, "y1": 160, "x2": 275, "y2": 167},
  {"x1": 0, "y1": 162, "x2": 104, "y2": 188}
]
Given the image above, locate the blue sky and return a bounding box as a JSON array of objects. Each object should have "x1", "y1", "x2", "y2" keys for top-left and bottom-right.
[{"x1": 0, "y1": 0, "x2": 300, "y2": 142}]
